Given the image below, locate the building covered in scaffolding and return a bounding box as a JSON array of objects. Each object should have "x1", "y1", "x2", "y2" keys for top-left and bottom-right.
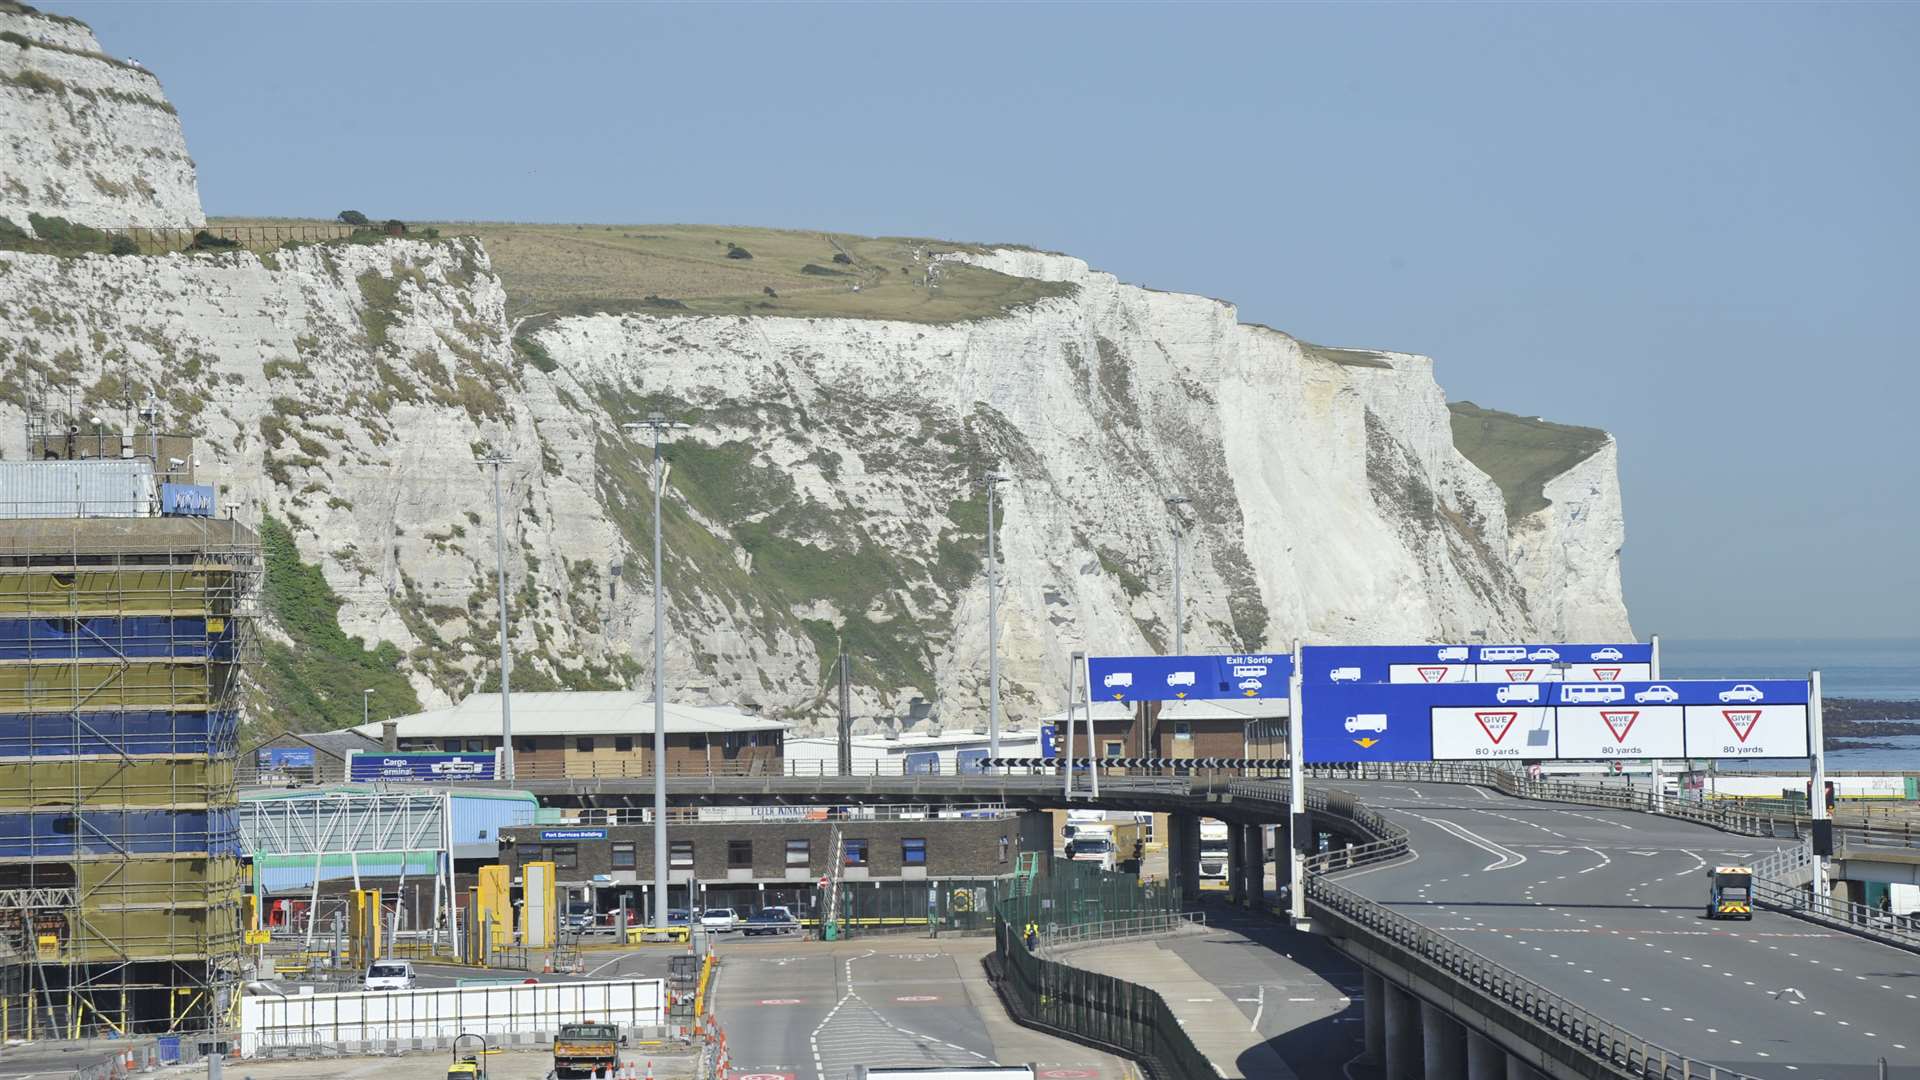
[{"x1": 0, "y1": 401, "x2": 258, "y2": 1040}]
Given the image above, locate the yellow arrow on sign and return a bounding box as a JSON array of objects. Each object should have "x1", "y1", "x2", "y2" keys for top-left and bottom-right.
[
  {"x1": 1112, "y1": 693, "x2": 1125, "y2": 700},
  {"x1": 1175, "y1": 692, "x2": 1187, "y2": 699},
  {"x1": 1353, "y1": 738, "x2": 1381, "y2": 749},
  {"x1": 1243, "y1": 690, "x2": 1258, "y2": 697}
]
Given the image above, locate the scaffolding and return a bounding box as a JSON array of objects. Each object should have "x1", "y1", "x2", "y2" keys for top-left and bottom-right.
[{"x1": 0, "y1": 472, "x2": 259, "y2": 1040}]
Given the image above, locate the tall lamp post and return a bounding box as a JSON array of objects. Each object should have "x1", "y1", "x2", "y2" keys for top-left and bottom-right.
[
  {"x1": 623, "y1": 413, "x2": 689, "y2": 926},
  {"x1": 362, "y1": 688, "x2": 373, "y2": 730},
  {"x1": 477, "y1": 453, "x2": 514, "y2": 781},
  {"x1": 976, "y1": 472, "x2": 1009, "y2": 761},
  {"x1": 1164, "y1": 495, "x2": 1191, "y2": 656}
]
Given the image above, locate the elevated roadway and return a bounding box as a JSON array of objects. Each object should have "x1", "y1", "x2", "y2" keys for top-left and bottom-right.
[{"x1": 1321, "y1": 778, "x2": 1920, "y2": 1079}]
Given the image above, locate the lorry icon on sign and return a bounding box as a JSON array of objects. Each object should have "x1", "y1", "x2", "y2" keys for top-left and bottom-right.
[
  {"x1": 1496, "y1": 684, "x2": 1541, "y2": 704},
  {"x1": 1345, "y1": 714, "x2": 1389, "y2": 734},
  {"x1": 1330, "y1": 667, "x2": 1362, "y2": 682},
  {"x1": 1104, "y1": 672, "x2": 1133, "y2": 689},
  {"x1": 1438, "y1": 647, "x2": 1469, "y2": 661},
  {"x1": 1167, "y1": 671, "x2": 1196, "y2": 687}
]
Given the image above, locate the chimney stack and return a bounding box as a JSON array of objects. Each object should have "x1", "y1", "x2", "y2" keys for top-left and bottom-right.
[{"x1": 381, "y1": 720, "x2": 398, "y2": 751}]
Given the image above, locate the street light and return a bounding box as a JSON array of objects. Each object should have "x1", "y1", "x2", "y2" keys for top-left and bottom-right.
[
  {"x1": 1164, "y1": 495, "x2": 1192, "y2": 656},
  {"x1": 622, "y1": 412, "x2": 690, "y2": 927},
  {"x1": 975, "y1": 472, "x2": 1010, "y2": 761},
  {"x1": 476, "y1": 453, "x2": 515, "y2": 781},
  {"x1": 362, "y1": 688, "x2": 373, "y2": 730}
]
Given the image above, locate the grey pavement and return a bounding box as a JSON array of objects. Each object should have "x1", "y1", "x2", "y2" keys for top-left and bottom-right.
[
  {"x1": 1326, "y1": 778, "x2": 1920, "y2": 1080},
  {"x1": 704, "y1": 935, "x2": 1131, "y2": 1080}
]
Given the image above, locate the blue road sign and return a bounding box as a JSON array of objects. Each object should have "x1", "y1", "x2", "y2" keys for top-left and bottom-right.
[
  {"x1": 1086, "y1": 653, "x2": 1294, "y2": 703},
  {"x1": 1303, "y1": 678, "x2": 1809, "y2": 763},
  {"x1": 1300, "y1": 643, "x2": 1652, "y2": 685}
]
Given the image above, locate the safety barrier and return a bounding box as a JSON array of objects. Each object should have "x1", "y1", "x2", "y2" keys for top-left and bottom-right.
[{"x1": 1039, "y1": 911, "x2": 1208, "y2": 953}]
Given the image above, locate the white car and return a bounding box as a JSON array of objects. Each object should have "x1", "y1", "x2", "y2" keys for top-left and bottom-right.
[
  {"x1": 1238, "y1": 678, "x2": 1262, "y2": 691},
  {"x1": 363, "y1": 960, "x2": 416, "y2": 991},
  {"x1": 1719, "y1": 684, "x2": 1765, "y2": 703},
  {"x1": 1103, "y1": 672, "x2": 1133, "y2": 689},
  {"x1": 1590, "y1": 647, "x2": 1624, "y2": 661},
  {"x1": 700, "y1": 907, "x2": 739, "y2": 933},
  {"x1": 1330, "y1": 666, "x2": 1362, "y2": 682},
  {"x1": 1167, "y1": 671, "x2": 1196, "y2": 687},
  {"x1": 1634, "y1": 684, "x2": 1679, "y2": 703},
  {"x1": 1528, "y1": 648, "x2": 1560, "y2": 662},
  {"x1": 1344, "y1": 713, "x2": 1389, "y2": 734}
]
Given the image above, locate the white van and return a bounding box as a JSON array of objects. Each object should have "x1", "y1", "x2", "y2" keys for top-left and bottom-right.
[
  {"x1": 1480, "y1": 646, "x2": 1528, "y2": 662},
  {"x1": 1495, "y1": 683, "x2": 1541, "y2": 704},
  {"x1": 1330, "y1": 667, "x2": 1362, "y2": 682},
  {"x1": 1437, "y1": 647, "x2": 1469, "y2": 661},
  {"x1": 363, "y1": 959, "x2": 416, "y2": 991},
  {"x1": 1561, "y1": 683, "x2": 1626, "y2": 703}
]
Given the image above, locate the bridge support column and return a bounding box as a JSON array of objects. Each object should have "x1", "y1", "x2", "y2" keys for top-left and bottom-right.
[
  {"x1": 1465, "y1": 1031, "x2": 1502, "y2": 1080},
  {"x1": 1362, "y1": 969, "x2": 1385, "y2": 1065},
  {"x1": 1383, "y1": 981, "x2": 1419, "y2": 1080},
  {"x1": 1505, "y1": 1056, "x2": 1546, "y2": 1080},
  {"x1": 1226, "y1": 823, "x2": 1247, "y2": 905},
  {"x1": 1170, "y1": 813, "x2": 1200, "y2": 902},
  {"x1": 1245, "y1": 824, "x2": 1266, "y2": 909},
  {"x1": 1421, "y1": 1000, "x2": 1465, "y2": 1080}
]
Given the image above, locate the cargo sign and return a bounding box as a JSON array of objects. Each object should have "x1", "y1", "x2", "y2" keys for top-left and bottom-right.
[
  {"x1": 1085, "y1": 653, "x2": 1294, "y2": 702},
  {"x1": 160, "y1": 482, "x2": 216, "y2": 517},
  {"x1": 346, "y1": 750, "x2": 499, "y2": 781},
  {"x1": 1301, "y1": 643, "x2": 1652, "y2": 686},
  {"x1": 1302, "y1": 679, "x2": 1809, "y2": 763}
]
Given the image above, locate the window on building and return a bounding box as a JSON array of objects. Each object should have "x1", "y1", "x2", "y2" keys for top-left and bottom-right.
[
  {"x1": 998, "y1": 836, "x2": 1010, "y2": 863},
  {"x1": 689, "y1": 735, "x2": 707, "y2": 751},
  {"x1": 728, "y1": 840, "x2": 753, "y2": 869},
  {"x1": 576, "y1": 737, "x2": 596, "y2": 753},
  {"x1": 1104, "y1": 739, "x2": 1124, "y2": 757},
  {"x1": 519, "y1": 844, "x2": 543, "y2": 864},
  {"x1": 441, "y1": 738, "x2": 461, "y2": 752},
  {"x1": 902, "y1": 838, "x2": 927, "y2": 866},
  {"x1": 1174, "y1": 721, "x2": 1192, "y2": 740},
  {"x1": 550, "y1": 845, "x2": 577, "y2": 870},
  {"x1": 670, "y1": 840, "x2": 694, "y2": 869},
  {"x1": 786, "y1": 839, "x2": 810, "y2": 867},
  {"x1": 843, "y1": 838, "x2": 869, "y2": 867},
  {"x1": 611, "y1": 843, "x2": 636, "y2": 870},
  {"x1": 466, "y1": 739, "x2": 487, "y2": 753},
  {"x1": 515, "y1": 738, "x2": 535, "y2": 753},
  {"x1": 615, "y1": 736, "x2": 633, "y2": 753}
]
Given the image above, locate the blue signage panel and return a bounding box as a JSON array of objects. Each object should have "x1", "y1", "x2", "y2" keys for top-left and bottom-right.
[
  {"x1": 956, "y1": 748, "x2": 989, "y2": 774},
  {"x1": 257, "y1": 746, "x2": 316, "y2": 769},
  {"x1": 1302, "y1": 678, "x2": 1809, "y2": 764},
  {"x1": 1086, "y1": 653, "x2": 1294, "y2": 703},
  {"x1": 160, "y1": 483, "x2": 216, "y2": 517},
  {"x1": 1039, "y1": 723, "x2": 1058, "y2": 758},
  {"x1": 347, "y1": 751, "x2": 497, "y2": 782},
  {"x1": 1300, "y1": 643, "x2": 1652, "y2": 685},
  {"x1": 540, "y1": 828, "x2": 607, "y2": 841},
  {"x1": 904, "y1": 750, "x2": 940, "y2": 774}
]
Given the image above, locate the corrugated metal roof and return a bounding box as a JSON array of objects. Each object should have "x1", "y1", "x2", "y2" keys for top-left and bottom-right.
[
  {"x1": 350, "y1": 692, "x2": 790, "y2": 739},
  {"x1": 0, "y1": 460, "x2": 153, "y2": 518}
]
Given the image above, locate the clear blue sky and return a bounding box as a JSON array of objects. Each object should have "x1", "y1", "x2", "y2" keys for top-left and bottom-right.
[{"x1": 67, "y1": 1, "x2": 1918, "y2": 640}]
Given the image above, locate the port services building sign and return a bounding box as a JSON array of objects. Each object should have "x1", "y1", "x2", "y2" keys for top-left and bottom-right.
[
  {"x1": 1299, "y1": 643, "x2": 1653, "y2": 686},
  {"x1": 1086, "y1": 653, "x2": 1295, "y2": 703},
  {"x1": 1302, "y1": 679, "x2": 1808, "y2": 763}
]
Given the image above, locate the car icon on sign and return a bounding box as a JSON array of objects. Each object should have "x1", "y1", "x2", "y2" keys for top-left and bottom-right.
[
  {"x1": 1719, "y1": 684, "x2": 1764, "y2": 703},
  {"x1": 1167, "y1": 671, "x2": 1196, "y2": 687},
  {"x1": 1528, "y1": 648, "x2": 1560, "y2": 661},
  {"x1": 1634, "y1": 684, "x2": 1679, "y2": 703},
  {"x1": 1590, "y1": 647, "x2": 1624, "y2": 661},
  {"x1": 1238, "y1": 678, "x2": 1262, "y2": 691}
]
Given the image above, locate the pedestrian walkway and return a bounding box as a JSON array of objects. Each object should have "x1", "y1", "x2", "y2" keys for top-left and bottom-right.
[{"x1": 1064, "y1": 940, "x2": 1298, "y2": 1080}]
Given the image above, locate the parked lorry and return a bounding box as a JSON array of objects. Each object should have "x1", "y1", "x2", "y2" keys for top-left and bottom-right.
[{"x1": 552, "y1": 1022, "x2": 620, "y2": 1078}]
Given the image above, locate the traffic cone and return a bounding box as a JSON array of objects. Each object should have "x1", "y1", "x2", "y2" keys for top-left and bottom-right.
[
  {"x1": 645, "y1": 1061, "x2": 653, "y2": 1080},
  {"x1": 544, "y1": 956, "x2": 554, "y2": 973}
]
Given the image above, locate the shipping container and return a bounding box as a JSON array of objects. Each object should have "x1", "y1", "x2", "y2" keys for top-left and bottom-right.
[{"x1": 0, "y1": 459, "x2": 154, "y2": 518}]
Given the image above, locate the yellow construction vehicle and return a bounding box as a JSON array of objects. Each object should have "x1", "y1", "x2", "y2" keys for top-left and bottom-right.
[{"x1": 448, "y1": 1033, "x2": 489, "y2": 1080}]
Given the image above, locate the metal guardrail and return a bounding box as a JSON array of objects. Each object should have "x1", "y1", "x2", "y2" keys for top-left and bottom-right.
[{"x1": 1040, "y1": 912, "x2": 1208, "y2": 954}]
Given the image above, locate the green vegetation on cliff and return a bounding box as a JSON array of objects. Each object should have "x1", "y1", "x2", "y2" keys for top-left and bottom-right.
[{"x1": 1448, "y1": 401, "x2": 1609, "y2": 519}]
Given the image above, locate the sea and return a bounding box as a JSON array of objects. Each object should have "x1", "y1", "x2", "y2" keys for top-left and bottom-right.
[{"x1": 1658, "y1": 637, "x2": 1920, "y2": 773}]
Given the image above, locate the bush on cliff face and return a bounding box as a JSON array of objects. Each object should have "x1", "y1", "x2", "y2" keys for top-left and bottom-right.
[
  {"x1": 724, "y1": 243, "x2": 752, "y2": 260},
  {"x1": 337, "y1": 210, "x2": 369, "y2": 226}
]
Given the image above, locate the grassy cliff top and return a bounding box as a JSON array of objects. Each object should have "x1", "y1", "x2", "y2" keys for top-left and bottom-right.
[
  {"x1": 210, "y1": 218, "x2": 1076, "y2": 323},
  {"x1": 1448, "y1": 400, "x2": 1610, "y2": 520}
]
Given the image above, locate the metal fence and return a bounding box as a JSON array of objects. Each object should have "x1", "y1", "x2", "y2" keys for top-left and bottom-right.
[{"x1": 1040, "y1": 911, "x2": 1207, "y2": 954}]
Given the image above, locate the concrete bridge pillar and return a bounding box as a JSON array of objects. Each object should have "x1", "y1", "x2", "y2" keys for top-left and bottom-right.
[
  {"x1": 1465, "y1": 1031, "x2": 1503, "y2": 1080},
  {"x1": 1170, "y1": 813, "x2": 1200, "y2": 901},
  {"x1": 1383, "y1": 981, "x2": 1419, "y2": 1080},
  {"x1": 1226, "y1": 823, "x2": 1248, "y2": 905},
  {"x1": 1421, "y1": 1000, "x2": 1466, "y2": 1080},
  {"x1": 1245, "y1": 824, "x2": 1267, "y2": 909},
  {"x1": 1362, "y1": 968, "x2": 1385, "y2": 1065}
]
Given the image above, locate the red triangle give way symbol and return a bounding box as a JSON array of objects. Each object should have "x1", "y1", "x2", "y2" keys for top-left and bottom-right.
[
  {"x1": 1475, "y1": 711, "x2": 1517, "y2": 744},
  {"x1": 1601, "y1": 710, "x2": 1638, "y2": 743},
  {"x1": 1505, "y1": 668, "x2": 1534, "y2": 681},
  {"x1": 1723, "y1": 709, "x2": 1762, "y2": 743},
  {"x1": 1593, "y1": 667, "x2": 1622, "y2": 682},
  {"x1": 1418, "y1": 666, "x2": 1448, "y2": 683}
]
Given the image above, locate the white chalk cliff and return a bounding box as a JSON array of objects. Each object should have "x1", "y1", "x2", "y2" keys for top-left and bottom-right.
[
  {"x1": 0, "y1": 8, "x2": 1631, "y2": 732},
  {"x1": 1, "y1": 4, "x2": 204, "y2": 231}
]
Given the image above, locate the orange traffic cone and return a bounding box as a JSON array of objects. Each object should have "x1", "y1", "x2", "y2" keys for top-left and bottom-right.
[{"x1": 644, "y1": 1062, "x2": 653, "y2": 1080}]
